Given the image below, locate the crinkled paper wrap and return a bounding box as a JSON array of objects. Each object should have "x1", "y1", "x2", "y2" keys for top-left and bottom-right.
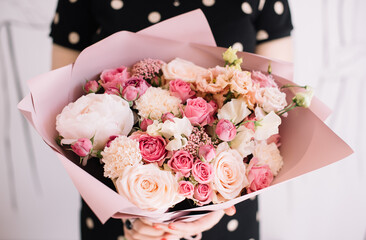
[{"x1": 18, "y1": 10, "x2": 353, "y2": 224}]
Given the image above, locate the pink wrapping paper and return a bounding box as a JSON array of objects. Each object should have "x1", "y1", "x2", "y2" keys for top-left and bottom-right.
[{"x1": 18, "y1": 10, "x2": 353, "y2": 224}]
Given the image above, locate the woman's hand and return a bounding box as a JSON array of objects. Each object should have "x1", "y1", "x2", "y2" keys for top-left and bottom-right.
[
  {"x1": 152, "y1": 206, "x2": 236, "y2": 240},
  {"x1": 122, "y1": 219, "x2": 180, "y2": 240}
]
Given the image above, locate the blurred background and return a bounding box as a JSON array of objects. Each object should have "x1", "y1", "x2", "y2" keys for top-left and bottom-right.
[{"x1": 0, "y1": 0, "x2": 365, "y2": 239}]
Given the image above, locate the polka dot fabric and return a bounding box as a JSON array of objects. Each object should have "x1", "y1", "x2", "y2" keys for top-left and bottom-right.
[{"x1": 50, "y1": 0, "x2": 293, "y2": 53}]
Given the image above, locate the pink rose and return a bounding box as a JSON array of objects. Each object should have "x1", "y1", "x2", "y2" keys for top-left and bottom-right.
[
  {"x1": 192, "y1": 160, "x2": 214, "y2": 184},
  {"x1": 71, "y1": 138, "x2": 92, "y2": 157},
  {"x1": 161, "y1": 112, "x2": 175, "y2": 123},
  {"x1": 122, "y1": 77, "x2": 150, "y2": 101},
  {"x1": 178, "y1": 181, "x2": 194, "y2": 198},
  {"x1": 140, "y1": 118, "x2": 153, "y2": 131},
  {"x1": 100, "y1": 66, "x2": 130, "y2": 91},
  {"x1": 198, "y1": 144, "x2": 216, "y2": 162},
  {"x1": 169, "y1": 79, "x2": 195, "y2": 103},
  {"x1": 247, "y1": 158, "x2": 273, "y2": 193},
  {"x1": 184, "y1": 97, "x2": 215, "y2": 126},
  {"x1": 84, "y1": 80, "x2": 99, "y2": 93},
  {"x1": 138, "y1": 134, "x2": 167, "y2": 164},
  {"x1": 193, "y1": 183, "x2": 212, "y2": 206},
  {"x1": 251, "y1": 71, "x2": 278, "y2": 88},
  {"x1": 215, "y1": 119, "x2": 237, "y2": 142},
  {"x1": 168, "y1": 150, "x2": 194, "y2": 177},
  {"x1": 105, "y1": 135, "x2": 119, "y2": 148}
]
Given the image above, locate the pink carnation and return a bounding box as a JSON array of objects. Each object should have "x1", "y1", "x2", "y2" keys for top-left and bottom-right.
[{"x1": 247, "y1": 158, "x2": 273, "y2": 193}]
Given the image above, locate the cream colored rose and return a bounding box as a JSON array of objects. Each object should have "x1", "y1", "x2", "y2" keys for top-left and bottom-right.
[
  {"x1": 230, "y1": 70, "x2": 253, "y2": 95},
  {"x1": 254, "y1": 141, "x2": 283, "y2": 176},
  {"x1": 230, "y1": 126, "x2": 255, "y2": 158},
  {"x1": 256, "y1": 87, "x2": 287, "y2": 113},
  {"x1": 162, "y1": 58, "x2": 208, "y2": 83},
  {"x1": 56, "y1": 93, "x2": 133, "y2": 150},
  {"x1": 116, "y1": 164, "x2": 184, "y2": 211},
  {"x1": 254, "y1": 111, "x2": 281, "y2": 141},
  {"x1": 211, "y1": 143, "x2": 249, "y2": 203},
  {"x1": 217, "y1": 98, "x2": 251, "y2": 125}
]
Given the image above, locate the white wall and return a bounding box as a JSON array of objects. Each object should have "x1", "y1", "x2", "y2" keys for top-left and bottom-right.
[{"x1": 0, "y1": 0, "x2": 365, "y2": 240}]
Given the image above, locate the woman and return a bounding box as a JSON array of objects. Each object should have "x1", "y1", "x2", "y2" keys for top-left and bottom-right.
[{"x1": 50, "y1": 1, "x2": 293, "y2": 239}]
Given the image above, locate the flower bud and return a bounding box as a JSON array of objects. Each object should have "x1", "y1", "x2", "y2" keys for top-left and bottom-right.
[
  {"x1": 293, "y1": 86, "x2": 314, "y2": 108},
  {"x1": 161, "y1": 112, "x2": 175, "y2": 123},
  {"x1": 71, "y1": 138, "x2": 92, "y2": 157},
  {"x1": 198, "y1": 144, "x2": 216, "y2": 162},
  {"x1": 140, "y1": 118, "x2": 154, "y2": 131},
  {"x1": 215, "y1": 119, "x2": 237, "y2": 142},
  {"x1": 84, "y1": 80, "x2": 99, "y2": 93}
]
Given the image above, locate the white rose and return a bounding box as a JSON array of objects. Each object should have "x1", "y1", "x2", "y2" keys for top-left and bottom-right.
[
  {"x1": 256, "y1": 87, "x2": 287, "y2": 113},
  {"x1": 211, "y1": 143, "x2": 249, "y2": 203},
  {"x1": 254, "y1": 111, "x2": 281, "y2": 141},
  {"x1": 230, "y1": 126, "x2": 255, "y2": 158},
  {"x1": 116, "y1": 164, "x2": 184, "y2": 211},
  {"x1": 162, "y1": 58, "x2": 208, "y2": 83},
  {"x1": 254, "y1": 141, "x2": 283, "y2": 176},
  {"x1": 56, "y1": 93, "x2": 133, "y2": 150},
  {"x1": 217, "y1": 98, "x2": 251, "y2": 125}
]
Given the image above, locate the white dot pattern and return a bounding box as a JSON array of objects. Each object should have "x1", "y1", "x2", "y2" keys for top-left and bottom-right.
[
  {"x1": 173, "y1": 0, "x2": 180, "y2": 7},
  {"x1": 202, "y1": 0, "x2": 215, "y2": 7},
  {"x1": 258, "y1": 0, "x2": 266, "y2": 11},
  {"x1": 148, "y1": 11, "x2": 161, "y2": 23},
  {"x1": 53, "y1": 13, "x2": 59, "y2": 24},
  {"x1": 232, "y1": 42, "x2": 244, "y2": 52},
  {"x1": 274, "y1": 1, "x2": 284, "y2": 15},
  {"x1": 227, "y1": 219, "x2": 239, "y2": 232},
  {"x1": 86, "y1": 217, "x2": 94, "y2": 229},
  {"x1": 117, "y1": 235, "x2": 125, "y2": 240},
  {"x1": 69, "y1": 0, "x2": 77, "y2": 3},
  {"x1": 256, "y1": 30, "x2": 269, "y2": 41},
  {"x1": 111, "y1": 0, "x2": 124, "y2": 10},
  {"x1": 249, "y1": 238, "x2": 255, "y2": 240},
  {"x1": 241, "y1": 2, "x2": 252, "y2": 14},
  {"x1": 256, "y1": 211, "x2": 260, "y2": 221},
  {"x1": 68, "y1": 32, "x2": 80, "y2": 44},
  {"x1": 96, "y1": 28, "x2": 101, "y2": 35}
]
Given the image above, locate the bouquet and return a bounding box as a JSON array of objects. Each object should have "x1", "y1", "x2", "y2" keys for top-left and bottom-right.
[
  {"x1": 18, "y1": 10, "x2": 353, "y2": 223},
  {"x1": 55, "y1": 47, "x2": 315, "y2": 211}
]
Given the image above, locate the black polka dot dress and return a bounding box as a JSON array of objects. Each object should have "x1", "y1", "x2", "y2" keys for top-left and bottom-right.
[{"x1": 50, "y1": 1, "x2": 293, "y2": 239}]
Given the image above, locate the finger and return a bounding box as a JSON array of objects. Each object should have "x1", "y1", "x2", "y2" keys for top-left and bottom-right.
[
  {"x1": 169, "y1": 210, "x2": 225, "y2": 235},
  {"x1": 223, "y1": 206, "x2": 236, "y2": 216},
  {"x1": 132, "y1": 219, "x2": 165, "y2": 237},
  {"x1": 127, "y1": 228, "x2": 171, "y2": 240}
]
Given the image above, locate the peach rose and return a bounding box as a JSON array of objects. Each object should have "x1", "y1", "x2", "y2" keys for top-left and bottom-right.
[
  {"x1": 196, "y1": 66, "x2": 231, "y2": 94},
  {"x1": 211, "y1": 143, "x2": 249, "y2": 203},
  {"x1": 116, "y1": 164, "x2": 184, "y2": 211},
  {"x1": 162, "y1": 58, "x2": 207, "y2": 83}
]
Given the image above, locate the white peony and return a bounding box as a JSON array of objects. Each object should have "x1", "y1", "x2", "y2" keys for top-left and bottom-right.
[
  {"x1": 217, "y1": 98, "x2": 251, "y2": 125},
  {"x1": 230, "y1": 126, "x2": 255, "y2": 158},
  {"x1": 253, "y1": 141, "x2": 283, "y2": 176},
  {"x1": 256, "y1": 87, "x2": 287, "y2": 113},
  {"x1": 162, "y1": 58, "x2": 208, "y2": 83},
  {"x1": 254, "y1": 111, "x2": 281, "y2": 141},
  {"x1": 116, "y1": 164, "x2": 185, "y2": 211},
  {"x1": 211, "y1": 142, "x2": 249, "y2": 203},
  {"x1": 56, "y1": 93, "x2": 133, "y2": 150}
]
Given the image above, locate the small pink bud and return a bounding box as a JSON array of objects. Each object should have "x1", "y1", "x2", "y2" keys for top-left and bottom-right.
[
  {"x1": 122, "y1": 86, "x2": 139, "y2": 101},
  {"x1": 106, "y1": 135, "x2": 119, "y2": 148},
  {"x1": 140, "y1": 118, "x2": 153, "y2": 131},
  {"x1": 161, "y1": 112, "x2": 175, "y2": 123},
  {"x1": 104, "y1": 87, "x2": 121, "y2": 96},
  {"x1": 215, "y1": 119, "x2": 237, "y2": 142},
  {"x1": 198, "y1": 144, "x2": 216, "y2": 162},
  {"x1": 71, "y1": 138, "x2": 92, "y2": 157},
  {"x1": 84, "y1": 80, "x2": 99, "y2": 93}
]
